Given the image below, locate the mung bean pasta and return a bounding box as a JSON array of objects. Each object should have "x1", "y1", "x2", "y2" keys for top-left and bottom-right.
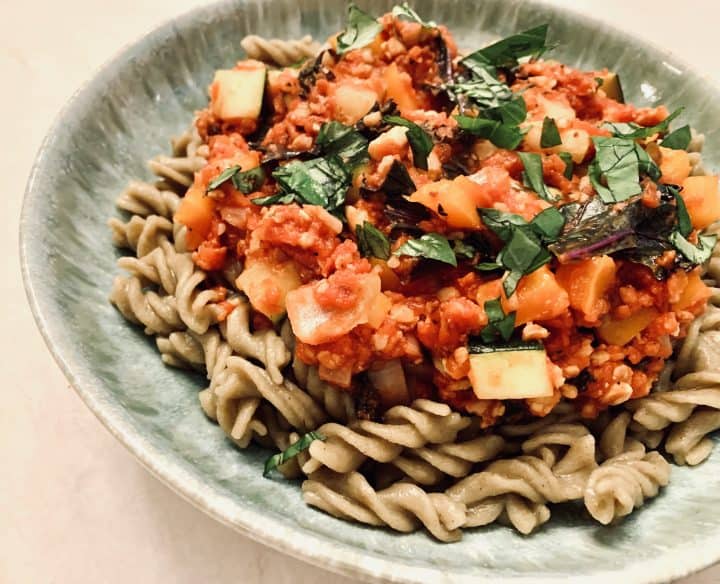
[{"x1": 109, "y1": 3, "x2": 720, "y2": 540}]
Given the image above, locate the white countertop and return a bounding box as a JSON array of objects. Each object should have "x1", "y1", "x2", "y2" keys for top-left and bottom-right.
[{"x1": 2, "y1": 1, "x2": 718, "y2": 582}]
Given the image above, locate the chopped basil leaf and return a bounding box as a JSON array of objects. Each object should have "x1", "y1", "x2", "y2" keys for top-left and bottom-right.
[
  {"x1": 604, "y1": 108, "x2": 683, "y2": 140},
  {"x1": 337, "y1": 3, "x2": 382, "y2": 55},
  {"x1": 356, "y1": 221, "x2": 391, "y2": 260},
  {"x1": 670, "y1": 231, "x2": 716, "y2": 265},
  {"x1": 455, "y1": 115, "x2": 524, "y2": 150},
  {"x1": 518, "y1": 152, "x2": 553, "y2": 201},
  {"x1": 531, "y1": 207, "x2": 565, "y2": 241},
  {"x1": 316, "y1": 121, "x2": 369, "y2": 169},
  {"x1": 263, "y1": 431, "x2": 325, "y2": 477},
  {"x1": 233, "y1": 166, "x2": 266, "y2": 194},
  {"x1": 449, "y1": 67, "x2": 514, "y2": 110},
  {"x1": 479, "y1": 208, "x2": 558, "y2": 295},
  {"x1": 674, "y1": 190, "x2": 692, "y2": 237},
  {"x1": 662, "y1": 125, "x2": 692, "y2": 150},
  {"x1": 381, "y1": 160, "x2": 416, "y2": 196},
  {"x1": 479, "y1": 208, "x2": 528, "y2": 242},
  {"x1": 208, "y1": 165, "x2": 266, "y2": 194},
  {"x1": 558, "y1": 151, "x2": 574, "y2": 179},
  {"x1": 384, "y1": 116, "x2": 434, "y2": 170},
  {"x1": 257, "y1": 156, "x2": 350, "y2": 210},
  {"x1": 207, "y1": 166, "x2": 241, "y2": 191},
  {"x1": 394, "y1": 233, "x2": 457, "y2": 266},
  {"x1": 588, "y1": 137, "x2": 661, "y2": 203},
  {"x1": 480, "y1": 298, "x2": 516, "y2": 343},
  {"x1": 475, "y1": 261, "x2": 503, "y2": 271},
  {"x1": 462, "y1": 24, "x2": 550, "y2": 70},
  {"x1": 540, "y1": 117, "x2": 562, "y2": 148},
  {"x1": 452, "y1": 239, "x2": 477, "y2": 259},
  {"x1": 391, "y1": 2, "x2": 436, "y2": 27},
  {"x1": 491, "y1": 95, "x2": 528, "y2": 125}
]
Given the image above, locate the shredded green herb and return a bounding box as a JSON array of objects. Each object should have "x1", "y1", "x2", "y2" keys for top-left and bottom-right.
[
  {"x1": 336, "y1": 3, "x2": 382, "y2": 54},
  {"x1": 384, "y1": 116, "x2": 434, "y2": 170},
  {"x1": 588, "y1": 137, "x2": 659, "y2": 203},
  {"x1": 356, "y1": 221, "x2": 391, "y2": 260},
  {"x1": 391, "y1": 2, "x2": 436, "y2": 27},
  {"x1": 480, "y1": 298, "x2": 516, "y2": 342},
  {"x1": 264, "y1": 432, "x2": 325, "y2": 477},
  {"x1": 394, "y1": 233, "x2": 457, "y2": 266},
  {"x1": 316, "y1": 121, "x2": 369, "y2": 169},
  {"x1": 604, "y1": 108, "x2": 683, "y2": 140},
  {"x1": 540, "y1": 117, "x2": 562, "y2": 148},
  {"x1": 662, "y1": 125, "x2": 692, "y2": 150},
  {"x1": 461, "y1": 24, "x2": 551, "y2": 71},
  {"x1": 518, "y1": 152, "x2": 554, "y2": 201}
]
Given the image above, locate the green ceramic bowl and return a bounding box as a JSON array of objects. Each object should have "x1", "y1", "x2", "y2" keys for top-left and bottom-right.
[{"x1": 20, "y1": 1, "x2": 720, "y2": 582}]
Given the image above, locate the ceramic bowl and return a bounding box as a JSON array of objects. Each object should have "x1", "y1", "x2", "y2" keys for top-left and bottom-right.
[{"x1": 20, "y1": 1, "x2": 720, "y2": 582}]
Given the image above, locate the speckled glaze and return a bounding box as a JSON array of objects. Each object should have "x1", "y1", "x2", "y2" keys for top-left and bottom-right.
[{"x1": 20, "y1": 1, "x2": 720, "y2": 582}]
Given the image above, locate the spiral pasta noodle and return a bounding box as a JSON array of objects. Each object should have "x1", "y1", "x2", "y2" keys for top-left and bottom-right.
[
  {"x1": 241, "y1": 34, "x2": 320, "y2": 67},
  {"x1": 584, "y1": 450, "x2": 671, "y2": 525},
  {"x1": 302, "y1": 468, "x2": 466, "y2": 542}
]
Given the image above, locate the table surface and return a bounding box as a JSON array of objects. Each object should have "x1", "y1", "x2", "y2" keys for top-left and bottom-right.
[{"x1": 3, "y1": 1, "x2": 718, "y2": 582}]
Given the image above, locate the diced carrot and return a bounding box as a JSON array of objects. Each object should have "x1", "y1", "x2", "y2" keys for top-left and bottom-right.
[
  {"x1": 382, "y1": 63, "x2": 421, "y2": 113},
  {"x1": 681, "y1": 175, "x2": 720, "y2": 230},
  {"x1": 672, "y1": 269, "x2": 712, "y2": 312},
  {"x1": 174, "y1": 184, "x2": 215, "y2": 250},
  {"x1": 556, "y1": 255, "x2": 616, "y2": 321},
  {"x1": 659, "y1": 146, "x2": 691, "y2": 185},
  {"x1": 597, "y1": 307, "x2": 659, "y2": 346},
  {"x1": 509, "y1": 266, "x2": 570, "y2": 325},
  {"x1": 408, "y1": 178, "x2": 481, "y2": 229}
]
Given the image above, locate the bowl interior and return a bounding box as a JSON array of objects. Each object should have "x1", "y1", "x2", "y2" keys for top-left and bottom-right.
[{"x1": 21, "y1": 1, "x2": 720, "y2": 582}]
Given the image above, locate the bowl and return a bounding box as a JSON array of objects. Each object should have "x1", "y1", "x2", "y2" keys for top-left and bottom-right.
[{"x1": 20, "y1": 0, "x2": 720, "y2": 582}]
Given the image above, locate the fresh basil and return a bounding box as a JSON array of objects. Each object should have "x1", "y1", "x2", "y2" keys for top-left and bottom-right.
[
  {"x1": 356, "y1": 221, "x2": 391, "y2": 260},
  {"x1": 207, "y1": 165, "x2": 266, "y2": 194},
  {"x1": 207, "y1": 166, "x2": 240, "y2": 192},
  {"x1": 316, "y1": 121, "x2": 369, "y2": 169},
  {"x1": 674, "y1": 190, "x2": 692, "y2": 237},
  {"x1": 604, "y1": 108, "x2": 683, "y2": 140},
  {"x1": 500, "y1": 227, "x2": 551, "y2": 296},
  {"x1": 475, "y1": 262, "x2": 503, "y2": 272},
  {"x1": 381, "y1": 160, "x2": 416, "y2": 196},
  {"x1": 394, "y1": 233, "x2": 457, "y2": 266},
  {"x1": 479, "y1": 208, "x2": 562, "y2": 295},
  {"x1": 263, "y1": 431, "x2": 325, "y2": 477},
  {"x1": 455, "y1": 115, "x2": 524, "y2": 150},
  {"x1": 337, "y1": 3, "x2": 382, "y2": 54},
  {"x1": 531, "y1": 207, "x2": 565, "y2": 241},
  {"x1": 461, "y1": 24, "x2": 550, "y2": 71},
  {"x1": 383, "y1": 116, "x2": 434, "y2": 170},
  {"x1": 558, "y1": 151, "x2": 574, "y2": 179},
  {"x1": 480, "y1": 298, "x2": 516, "y2": 343},
  {"x1": 450, "y1": 67, "x2": 514, "y2": 110},
  {"x1": 670, "y1": 232, "x2": 717, "y2": 265},
  {"x1": 452, "y1": 239, "x2": 477, "y2": 260},
  {"x1": 588, "y1": 137, "x2": 660, "y2": 203},
  {"x1": 391, "y1": 2, "x2": 436, "y2": 27},
  {"x1": 255, "y1": 156, "x2": 350, "y2": 209},
  {"x1": 518, "y1": 152, "x2": 554, "y2": 201},
  {"x1": 540, "y1": 117, "x2": 562, "y2": 148},
  {"x1": 662, "y1": 125, "x2": 692, "y2": 151}
]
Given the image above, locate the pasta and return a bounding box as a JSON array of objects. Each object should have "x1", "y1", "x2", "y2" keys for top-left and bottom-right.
[
  {"x1": 584, "y1": 450, "x2": 671, "y2": 525},
  {"x1": 108, "y1": 4, "x2": 720, "y2": 541}
]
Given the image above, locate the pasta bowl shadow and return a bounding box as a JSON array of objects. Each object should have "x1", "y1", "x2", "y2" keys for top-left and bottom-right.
[{"x1": 19, "y1": 0, "x2": 720, "y2": 582}]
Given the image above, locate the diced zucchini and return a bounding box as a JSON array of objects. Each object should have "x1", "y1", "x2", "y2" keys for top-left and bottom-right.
[
  {"x1": 468, "y1": 347, "x2": 553, "y2": 400},
  {"x1": 236, "y1": 259, "x2": 301, "y2": 322},
  {"x1": 597, "y1": 72, "x2": 624, "y2": 103},
  {"x1": 210, "y1": 61, "x2": 267, "y2": 121}
]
